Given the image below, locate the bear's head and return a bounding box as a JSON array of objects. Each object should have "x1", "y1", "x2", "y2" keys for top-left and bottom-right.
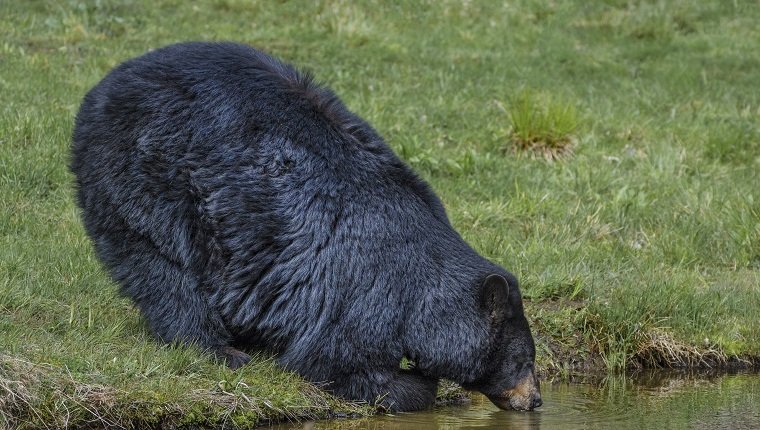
[{"x1": 463, "y1": 274, "x2": 542, "y2": 411}]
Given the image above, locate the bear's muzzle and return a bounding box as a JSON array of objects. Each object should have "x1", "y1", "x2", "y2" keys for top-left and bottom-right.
[{"x1": 486, "y1": 371, "x2": 542, "y2": 411}]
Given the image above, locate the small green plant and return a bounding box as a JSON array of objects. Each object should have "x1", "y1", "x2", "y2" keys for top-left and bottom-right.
[{"x1": 507, "y1": 90, "x2": 579, "y2": 160}]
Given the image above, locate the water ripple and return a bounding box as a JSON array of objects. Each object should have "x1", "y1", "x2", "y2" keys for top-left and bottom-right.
[{"x1": 272, "y1": 371, "x2": 760, "y2": 430}]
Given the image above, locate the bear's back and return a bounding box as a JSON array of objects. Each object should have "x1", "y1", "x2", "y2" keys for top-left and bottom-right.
[
  {"x1": 70, "y1": 43, "x2": 311, "y2": 273},
  {"x1": 73, "y1": 42, "x2": 314, "y2": 161},
  {"x1": 70, "y1": 42, "x2": 401, "y2": 274}
]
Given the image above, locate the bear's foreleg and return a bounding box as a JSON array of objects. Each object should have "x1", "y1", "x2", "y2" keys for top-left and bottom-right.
[{"x1": 329, "y1": 368, "x2": 438, "y2": 412}]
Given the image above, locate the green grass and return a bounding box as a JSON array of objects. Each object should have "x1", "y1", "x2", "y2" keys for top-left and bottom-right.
[{"x1": 2, "y1": 0, "x2": 759, "y2": 427}]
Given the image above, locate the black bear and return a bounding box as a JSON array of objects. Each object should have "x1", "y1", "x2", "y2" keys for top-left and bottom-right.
[{"x1": 70, "y1": 42, "x2": 541, "y2": 412}]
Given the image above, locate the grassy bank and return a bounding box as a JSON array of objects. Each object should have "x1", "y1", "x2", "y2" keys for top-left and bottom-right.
[{"x1": 2, "y1": 0, "x2": 758, "y2": 427}]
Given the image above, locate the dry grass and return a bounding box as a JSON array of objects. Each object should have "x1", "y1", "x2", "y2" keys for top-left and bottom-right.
[
  {"x1": 0, "y1": 355, "x2": 367, "y2": 429},
  {"x1": 0, "y1": 355, "x2": 119, "y2": 429},
  {"x1": 632, "y1": 330, "x2": 729, "y2": 369}
]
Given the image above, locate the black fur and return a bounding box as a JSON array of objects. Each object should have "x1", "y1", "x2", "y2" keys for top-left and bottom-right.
[{"x1": 71, "y1": 42, "x2": 538, "y2": 411}]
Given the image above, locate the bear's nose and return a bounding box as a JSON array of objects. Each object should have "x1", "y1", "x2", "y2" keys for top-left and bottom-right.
[{"x1": 531, "y1": 396, "x2": 543, "y2": 409}]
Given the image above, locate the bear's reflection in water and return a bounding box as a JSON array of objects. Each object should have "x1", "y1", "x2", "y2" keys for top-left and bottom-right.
[{"x1": 290, "y1": 395, "x2": 541, "y2": 430}]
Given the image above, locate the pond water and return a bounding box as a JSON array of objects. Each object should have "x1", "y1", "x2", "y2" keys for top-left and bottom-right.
[{"x1": 272, "y1": 370, "x2": 759, "y2": 430}]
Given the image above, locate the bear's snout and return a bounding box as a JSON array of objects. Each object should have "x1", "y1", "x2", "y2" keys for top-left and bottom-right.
[{"x1": 487, "y1": 371, "x2": 542, "y2": 411}]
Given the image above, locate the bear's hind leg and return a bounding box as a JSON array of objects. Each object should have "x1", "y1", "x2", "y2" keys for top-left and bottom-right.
[{"x1": 92, "y1": 222, "x2": 250, "y2": 369}]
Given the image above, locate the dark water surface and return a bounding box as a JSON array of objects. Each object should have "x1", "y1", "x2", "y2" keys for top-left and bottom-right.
[{"x1": 271, "y1": 371, "x2": 759, "y2": 430}]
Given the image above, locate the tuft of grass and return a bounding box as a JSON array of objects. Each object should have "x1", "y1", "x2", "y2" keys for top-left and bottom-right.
[
  {"x1": 435, "y1": 380, "x2": 471, "y2": 406},
  {"x1": 504, "y1": 90, "x2": 580, "y2": 160},
  {"x1": 632, "y1": 330, "x2": 728, "y2": 369}
]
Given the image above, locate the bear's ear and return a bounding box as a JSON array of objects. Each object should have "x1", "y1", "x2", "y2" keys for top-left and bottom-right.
[{"x1": 478, "y1": 274, "x2": 509, "y2": 323}]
